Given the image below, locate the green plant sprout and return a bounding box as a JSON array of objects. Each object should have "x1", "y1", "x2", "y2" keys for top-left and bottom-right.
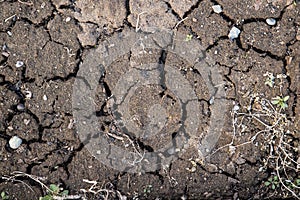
[
  {"x1": 185, "y1": 34, "x2": 193, "y2": 41},
  {"x1": 265, "y1": 175, "x2": 279, "y2": 190},
  {"x1": 294, "y1": 0, "x2": 298, "y2": 6},
  {"x1": 143, "y1": 184, "x2": 152, "y2": 194},
  {"x1": 1, "y1": 192, "x2": 9, "y2": 200},
  {"x1": 285, "y1": 178, "x2": 300, "y2": 189},
  {"x1": 271, "y1": 96, "x2": 289, "y2": 109},
  {"x1": 39, "y1": 184, "x2": 69, "y2": 200},
  {"x1": 264, "y1": 72, "x2": 275, "y2": 87}
]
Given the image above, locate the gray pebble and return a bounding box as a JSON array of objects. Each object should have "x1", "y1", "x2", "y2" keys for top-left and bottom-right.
[
  {"x1": 9, "y1": 136, "x2": 22, "y2": 149},
  {"x1": 167, "y1": 147, "x2": 175, "y2": 155},
  {"x1": 17, "y1": 103, "x2": 25, "y2": 111},
  {"x1": 228, "y1": 26, "x2": 241, "y2": 40},
  {"x1": 233, "y1": 105, "x2": 240, "y2": 111},
  {"x1": 212, "y1": 5, "x2": 222, "y2": 14}
]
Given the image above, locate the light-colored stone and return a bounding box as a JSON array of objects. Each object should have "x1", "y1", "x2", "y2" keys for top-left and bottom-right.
[{"x1": 9, "y1": 136, "x2": 22, "y2": 149}]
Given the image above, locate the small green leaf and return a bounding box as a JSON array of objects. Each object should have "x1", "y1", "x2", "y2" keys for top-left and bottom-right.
[
  {"x1": 1, "y1": 192, "x2": 9, "y2": 200},
  {"x1": 49, "y1": 184, "x2": 60, "y2": 193},
  {"x1": 61, "y1": 190, "x2": 69, "y2": 196},
  {"x1": 39, "y1": 195, "x2": 53, "y2": 200},
  {"x1": 280, "y1": 103, "x2": 288, "y2": 109},
  {"x1": 265, "y1": 181, "x2": 271, "y2": 186},
  {"x1": 283, "y1": 95, "x2": 290, "y2": 102},
  {"x1": 273, "y1": 176, "x2": 278, "y2": 181},
  {"x1": 296, "y1": 179, "x2": 300, "y2": 186},
  {"x1": 268, "y1": 178, "x2": 273, "y2": 182},
  {"x1": 271, "y1": 184, "x2": 276, "y2": 190},
  {"x1": 271, "y1": 100, "x2": 280, "y2": 105}
]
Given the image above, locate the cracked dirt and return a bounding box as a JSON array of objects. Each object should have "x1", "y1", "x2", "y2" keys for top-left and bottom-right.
[{"x1": 0, "y1": 0, "x2": 299, "y2": 199}]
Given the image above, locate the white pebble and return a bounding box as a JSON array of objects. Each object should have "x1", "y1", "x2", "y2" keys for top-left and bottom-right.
[
  {"x1": 266, "y1": 18, "x2": 276, "y2": 26},
  {"x1": 23, "y1": 119, "x2": 30, "y2": 125},
  {"x1": 25, "y1": 90, "x2": 32, "y2": 99},
  {"x1": 228, "y1": 26, "x2": 241, "y2": 40},
  {"x1": 233, "y1": 105, "x2": 240, "y2": 111},
  {"x1": 7, "y1": 31, "x2": 12, "y2": 36},
  {"x1": 66, "y1": 17, "x2": 71, "y2": 22},
  {"x1": 209, "y1": 97, "x2": 214, "y2": 105},
  {"x1": 17, "y1": 103, "x2": 25, "y2": 111},
  {"x1": 212, "y1": 5, "x2": 222, "y2": 14},
  {"x1": 40, "y1": 2, "x2": 45, "y2": 8},
  {"x1": 9, "y1": 136, "x2": 22, "y2": 149},
  {"x1": 43, "y1": 94, "x2": 48, "y2": 101},
  {"x1": 15, "y1": 61, "x2": 24, "y2": 68}
]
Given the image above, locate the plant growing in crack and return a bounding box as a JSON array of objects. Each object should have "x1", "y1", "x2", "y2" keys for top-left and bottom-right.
[
  {"x1": 264, "y1": 72, "x2": 275, "y2": 88},
  {"x1": 285, "y1": 178, "x2": 300, "y2": 189},
  {"x1": 265, "y1": 175, "x2": 279, "y2": 190},
  {"x1": 271, "y1": 95, "x2": 289, "y2": 110},
  {"x1": 39, "y1": 184, "x2": 69, "y2": 200},
  {"x1": 185, "y1": 34, "x2": 193, "y2": 41},
  {"x1": 1, "y1": 191, "x2": 9, "y2": 200},
  {"x1": 143, "y1": 184, "x2": 153, "y2": 196}
]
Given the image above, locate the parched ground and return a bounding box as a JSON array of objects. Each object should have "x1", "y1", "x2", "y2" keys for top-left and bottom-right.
[{"x1": 0, "y1": 0, "x2": 299, "y2": 199}]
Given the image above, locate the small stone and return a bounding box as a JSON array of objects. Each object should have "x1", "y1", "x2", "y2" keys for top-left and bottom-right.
[
  {"x1": 212, "y1": 5, "x2": 222, "y2": 14},
  {"x1": 1, "y1": 52, "x2": 9, "y2": 57},
  {"x1": 228, "y1": 27, "x2": 241, "y2": 40},
  {"x1": 228, "y1": 177, "x2": 239, "y2": 184},
  {"x1": 23, "y1": 119, "x2": 30, "y2": 125},
  {"x1": 9, "y1": 136, "x2": 22, "y2": 149},
  {"x1": 2, "y1": 44, "x2": 8, "y2": 51},
  {"x1": 7, "y1": 31, "x2": 12, "y2": 36},
  {"x1": 15, "y1": 61, "x2": 24, "y2": 68},
  {"x1": 17, "y1": 103, "x2": 25, "y2": 111},
  {"x1": 40, "y1": 2, "x2": 45, "y2": 8},
  {"x1": 192, "y1": 18, "x2": 197, "y2": 22},
  {"x1": 167, "y1": 147, "x2": 175, "y2": 155},
  {"x1": 66, "y1": 17, "x2": 71, "y2": 22},
  {"x1": 25, "y1": 90, "x2": 32, "y2": 99},
  {"x1": 233, "y1": 105, "x2": 240, "y2": 111},
  {"x1": 205, "y1": 163, "x2": 218, "y2": 173},
  {"x1": 235, "y1": 157, "x2": 246, "y2": 165},
  {"x1": 43, "y1": 94, "x2": 48, "y2": 101},
  {"x1": 209, "y1": 97, "x2": 214, "y2": 105},
  {"x1": 266, "y1": 18, "x2": 276, "y2": 26}
]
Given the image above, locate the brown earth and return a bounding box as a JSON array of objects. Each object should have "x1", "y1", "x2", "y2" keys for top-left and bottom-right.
[{"x1": 0, "y1": 0, "x2": 299, "y2": 199}]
